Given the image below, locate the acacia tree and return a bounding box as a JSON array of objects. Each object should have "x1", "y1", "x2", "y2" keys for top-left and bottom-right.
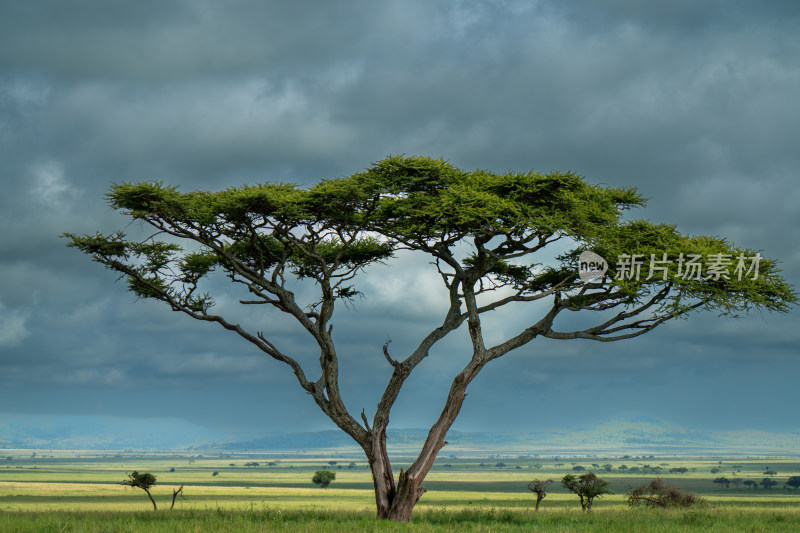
[
  {"x1": 562, "y1": 472, "x2": 609, "y2": 511},
  {"x1": 527, "y1": 478, "x2": 552, "y2": 511},
  {"x1": 122, "y1": 471, "x2": 158, "y2": 510},
  {"x1": 313, "y1": 470, "x2": 336, "y2": 488},
  {"x1": 65, "y1": 156, "x2": 795, "y2": 521}
]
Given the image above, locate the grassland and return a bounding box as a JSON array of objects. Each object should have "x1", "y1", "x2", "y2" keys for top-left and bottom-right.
[{"x1": 1, "y1": 450, "x2": 799, "y2": 531}]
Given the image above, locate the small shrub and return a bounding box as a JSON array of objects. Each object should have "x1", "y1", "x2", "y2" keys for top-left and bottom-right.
[
  {"x1": 312, "y1": 470, "x2": 336, "y2": 488},
  {"x1": 629, "y1": 478, "x2": 705, "y2": 508}
]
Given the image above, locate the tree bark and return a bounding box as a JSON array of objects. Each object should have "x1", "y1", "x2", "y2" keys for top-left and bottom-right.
[
  {"x1": 366, "y1": 427, "x2": 395, "y2": 519},
  {"x1": 365, "y1": 363, "x2": 476, "y2": 521},
  {"x1": 143, "y1": 488, "x2": 157, "y2": 511},
  {"x1": 170, "y1": 486, "x2": 183, "y2": 510}
]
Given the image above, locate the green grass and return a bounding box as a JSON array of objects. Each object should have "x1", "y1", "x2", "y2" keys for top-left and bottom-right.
[
  {"x1": 2, "y1": 508, "x2": 800, "y2": 533},
  {"x1": 1, "y1": 451, "x2": 799, "y2": 531}
]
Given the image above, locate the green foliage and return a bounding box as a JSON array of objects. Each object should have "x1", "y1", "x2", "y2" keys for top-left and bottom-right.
[
  {"x1": 561, "y1": 472, "x2": 610, "y2": 511},
  {"x1": 785, "y1": 476, "x2": 800, "y2": 490},
  {"x1": 713, "y1": 477, "x2": 731, "y2": 488},
  {"x1": 64, "y1": 155, "x2": 795, "y2": 332},
  {"x1": 761, "y1": 478, "x2": 778, "y2": 490},
  {"x1": 122, "y1": 471, "x2": 156, "y2": 491},
  {"x1": 312, "y1": 470, "x2": 336, "y2": 488}
]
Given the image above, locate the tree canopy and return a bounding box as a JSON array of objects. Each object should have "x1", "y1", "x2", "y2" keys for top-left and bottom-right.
[
  {"x1": 65, "y1": 155, "x2": 795, "y2": 521},
  {"x1": 312, "y1": 470, "x2": 336, "y2": 489},
  {"x1": 562, "y1": 472, "x2": 610, "y2": 511}
]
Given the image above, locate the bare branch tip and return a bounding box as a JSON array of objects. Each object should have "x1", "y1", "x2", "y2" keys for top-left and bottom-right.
[{"x1": 382, "y1": 339, "x2": 400, "y2": 368}]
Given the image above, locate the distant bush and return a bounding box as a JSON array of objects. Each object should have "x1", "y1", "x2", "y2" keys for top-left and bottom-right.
[
  {"x1": 713, "y1": 477, "x2": 731, "y2": 489},
  {"x1": 628, "y1": 478, "x2": 705, "y2": 508},
  {"x1": 312, "y1": 470, "x2": 336, "y2": 489}
]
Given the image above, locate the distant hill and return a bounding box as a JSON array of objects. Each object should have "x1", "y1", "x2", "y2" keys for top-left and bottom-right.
[
  {"x1": 2, "y1": 412, "x2": 799, "y2": 456},
  {"x1": 0, "y1": 413, "x2": 225, "y2": 450},
  {"x1": 218, "y1": 413, "x2": 800, "y2": 456}
]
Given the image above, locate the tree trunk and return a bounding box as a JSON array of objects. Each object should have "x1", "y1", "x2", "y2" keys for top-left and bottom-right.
[
  {"x1": 535, "y1": 494, "x2": 543, "y2": 511},
  {"x1": 367, "y1": 427, "x2": 395, "y2": 519},
  {"x1": 170, "y1": 486, "x2": 183, "y2": 510},
  {"x1": 366, "y1": 366, "x2": 475, "y2": 522},
  {"x1": 143, "y1": 488, "x2": 157, "y2": 511}
]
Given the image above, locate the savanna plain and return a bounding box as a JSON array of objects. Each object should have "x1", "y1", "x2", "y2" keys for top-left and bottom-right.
[{"x1": 1, "y1": 450, "x2": 799, "y2": 532}]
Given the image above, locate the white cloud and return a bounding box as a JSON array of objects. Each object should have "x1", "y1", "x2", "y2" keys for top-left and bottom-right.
[
  {"x1": 0, "y1": 302, "x2": 30, "y2": 347},
  {"x1": 29, "y1": 159, "x2": 82, "y2": 208}
]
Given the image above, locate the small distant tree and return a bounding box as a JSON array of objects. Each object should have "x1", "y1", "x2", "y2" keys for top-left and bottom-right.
[
  {"x1": 764, "y1": 470, "x2": 777, "y2": 476},
  {"x1": 561, "y1": 472, "x2": 609, "y2": 511},
  {"x1": 784, "y1": 476, "x2": 800, "y2": 491},
  {"x1": 618, "y1": 465, "x2": 628, "y2": 471},
  {"x1": 495, "y1": 462, "x2": 507, "y2": 468},
  {"x1": 710, "y1": 467, "x2": 721, "y2": 474},
  {"x1": 527, "y1": 479, "x2": 552, "y2": 512},
  {"x1": 760, "y1": 478, "x2": 778, "y2": 490},
  {"x1": 628, "y1": 478, "x2": 704, "y2": 508},
  {"x1": 743, "y1": 480, "x2": 757, "y2": 490},
  {"x1": 122, "y1": 471, "x2": 158, "y2": 510},
  {"x1": 328, "y1": 461, "x2": 338, "y2": 467},
  {"x1": 348, "y1": 462, "x2": 356, "y2": 469},
  {"x1": 573, "y1": 465, "x2": 586, "y2": 472},
  {"x1": 312, "y1": 470, "x2": 336, "y2": 488},
  {"x1": 602, "y1": 464, "x2": 614, "y2": 472},
  {"x1": 669, "y1": 467, "x2": 688, "y2": 474},
  {"x1": 713, "y1": 477, "x2": 731, "y2": 489}
]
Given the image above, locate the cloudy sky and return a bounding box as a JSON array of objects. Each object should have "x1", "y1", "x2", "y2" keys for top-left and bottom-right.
[{"x1": 1, "y1": 1, "x2": 798, "y2": 440}]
